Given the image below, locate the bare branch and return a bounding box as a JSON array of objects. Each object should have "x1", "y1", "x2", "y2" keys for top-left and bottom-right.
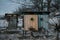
[{"x1": 10, "y1": 0, "x2": 33, "y2": 6}]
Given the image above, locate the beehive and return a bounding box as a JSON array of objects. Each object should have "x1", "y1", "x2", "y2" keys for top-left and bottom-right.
[
  {"x1": 24, "y1": 15, "x2": 38, "y2": 31},
  {"x1": 38, "y1": 14, "x2": 49, "y2": 30},
  {"x1": 5, "y1": 14, "x2": 18, "y2": 29}
]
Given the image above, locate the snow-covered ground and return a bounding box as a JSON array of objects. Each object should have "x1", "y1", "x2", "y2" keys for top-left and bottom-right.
[{"x1": 0, "y1": 32, "x2": 59, "y2": 40}]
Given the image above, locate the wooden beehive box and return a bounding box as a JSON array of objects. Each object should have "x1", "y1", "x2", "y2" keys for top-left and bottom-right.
[
  {"x1": 23, "y1": 12, "x2": 50, "y2": 31},
  {"x1": 5, "y1": 14, "x2": 18, "y2": 29},
  {"x1": 38, "y1": 12, "x2": 49, "y2": 30},
  {"x1": 24, "y1": 15, "x2": 38, "y2": 31}
]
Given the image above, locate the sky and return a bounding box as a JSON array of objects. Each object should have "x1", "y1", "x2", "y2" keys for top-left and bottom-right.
[
  {"x1": 0, "y1": 0, "x2": 33, "y2": 15},
  {"x1": 0, "y1": 0, "x2": 20, "y2": 15},
  {"x1": 0, "y1": 0, "x2": 55, "y2": 15}
]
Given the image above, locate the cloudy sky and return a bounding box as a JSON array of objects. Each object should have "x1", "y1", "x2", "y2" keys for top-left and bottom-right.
[
  {"x1": 0, "y1": 0, "x2": 55, "y2": 15},
  {"x1": 0, "y1": 0, "x2": 21, "y2": 15}
]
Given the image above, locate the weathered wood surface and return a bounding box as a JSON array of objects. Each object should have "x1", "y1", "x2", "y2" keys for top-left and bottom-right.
[{"x1": 24, "y1": 15, "x2": 38, "y2": 31}]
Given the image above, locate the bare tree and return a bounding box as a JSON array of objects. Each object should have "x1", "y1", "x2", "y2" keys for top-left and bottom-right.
[
  {"x1": 10, "y1": 0, "x2": 59, "y2": 12},
  {"x1": 10, "y1": 0, "x2": 34, "y2": 13},
  {"x1": 10, "y1": 0, "x2": 49, "y2": 12},
  {"x1": 10, "y1": 0, "x2": 33, "y2": 7},
  {"x1": 30, "y1": 0, "x2": 41, "y2": 11},
  {"x1": 49, "y1": 0, "x2": 60, "y2": 12},
  {"x1": 30, "y1": 0, "x2": 51, "y2": 11}
]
